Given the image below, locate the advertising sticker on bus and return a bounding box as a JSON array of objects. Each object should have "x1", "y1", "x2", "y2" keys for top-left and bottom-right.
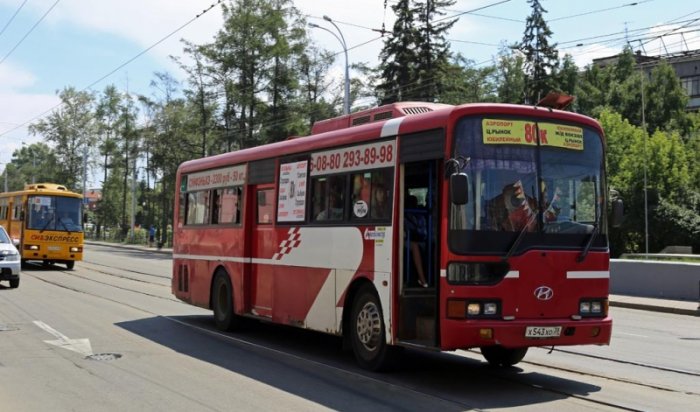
[
  {"x1": 277, "y1": 160, "x2": 308, "y2": 222},
  {"x1": 482, "y1": 119, "x2": 583, "y2": 150}
]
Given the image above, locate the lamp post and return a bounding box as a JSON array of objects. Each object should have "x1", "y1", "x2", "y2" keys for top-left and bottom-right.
[{"x1": 309, "y1": 16, "x2": 350, "y2": 115}]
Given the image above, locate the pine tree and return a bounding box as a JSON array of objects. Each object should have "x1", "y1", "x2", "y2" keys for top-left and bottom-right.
[
  {"x1": 377, "y1": 0, "x2": 421, "y2": 104},
  {"x1": 413, "y1": 0, "x2": 457, "y2": 101},
  {"x1": 519, "y1": 0, "x2": 559, "y2": 104}
]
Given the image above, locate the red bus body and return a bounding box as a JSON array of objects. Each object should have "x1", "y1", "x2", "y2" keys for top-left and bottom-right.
[{"x1": 173, "y1": 102, "x2": 612, "y2": 369}]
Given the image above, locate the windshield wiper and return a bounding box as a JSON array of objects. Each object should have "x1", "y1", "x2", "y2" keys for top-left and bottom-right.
[
  {"x1": 503, "y1": 212, "x2": 537, "y2": 262},
  {"x1": 577, "y1": 216, "x2": 600, "y2": 263},
  {"x1": 58, "y1": 218, "x2": 71, "y2": 232},
  {"x1": 39, "y1": 216, "x2": 55, "y2": 233}
]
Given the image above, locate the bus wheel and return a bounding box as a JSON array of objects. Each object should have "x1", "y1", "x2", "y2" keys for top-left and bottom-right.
[
  {"x1": 66, "y1": 261, "x2": 75, "y2": 270},
  {"x1": 9, "y1": 279, "x2": 19, "y2": 288},
  {"x1": 350, "y1": 284, "x2": 388, "y2": 371},
  {"x1": 212, "y1": 271, "x2": 240, "y2": 332},
  {"x1": 481, "y1": 346, "x2": 528, "y2": 367}
]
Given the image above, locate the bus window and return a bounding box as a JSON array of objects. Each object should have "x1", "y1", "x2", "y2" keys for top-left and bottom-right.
[
  {"x1": 217, "y1": 187, "x2": 243, "y2": 224},
  {"x1": 186, "y1": 191, "x2": 210, "y2": 225},
  {"x1": 351, "y1": 168, "x2": 393, "y2": 221},
  {"x1": 257, "y1": 189, "x2": 274, "y2": 224},
  {"x1": 312, "y1": 175, "x2": 346, "y2": 222}
]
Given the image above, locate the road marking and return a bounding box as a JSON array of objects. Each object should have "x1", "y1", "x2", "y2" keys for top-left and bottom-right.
[
  {"x1": 617, "y1": 332, "x2": 649, "y2": 338},
  {"x1": 33, "y1": 320, "x2": 93, "y2": 357}
]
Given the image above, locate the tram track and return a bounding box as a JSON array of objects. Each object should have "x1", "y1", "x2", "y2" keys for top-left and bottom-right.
[{"x1": 22, "y1": 260, "x2": 699, "y2": 410}]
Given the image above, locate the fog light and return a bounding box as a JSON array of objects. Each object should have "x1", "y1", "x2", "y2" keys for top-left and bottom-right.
[
  {"x1": 591, "y1": 301, "x2": 602, "y2": 313},
  {"x1": 479, "y1": 328, "x2": 493, "y2": 339},
  {"x1": 483, "y1": 302, "x2": 498, "y2": 315},
  {"x1": 467, "y1": 303, "x2": 481, "y2": 316},
  {"x1": 580, "y1": 302, "x2": 591, "y2": 314},
  {"x1": 591, "y1": 326, "x2": 601, "y2": 337}
]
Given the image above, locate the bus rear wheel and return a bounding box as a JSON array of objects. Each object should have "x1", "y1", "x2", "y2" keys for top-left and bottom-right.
[
  {"x1": 212, "y1": 271, "x2": 240, "y2": 332},
  {"x1": 66, "y1": 261, "x2": 75, "y2": 270},
  {"x1": 481, "y1": 346, "x2": 528, "y2": 367},
  {"x1": 350, "y1": 284, "x2": 389, "y2": 371}
]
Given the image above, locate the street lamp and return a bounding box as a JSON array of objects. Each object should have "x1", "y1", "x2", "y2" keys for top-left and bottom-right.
[{"x1": 309, "y1": 15, "x2": 350, "y2": 115}]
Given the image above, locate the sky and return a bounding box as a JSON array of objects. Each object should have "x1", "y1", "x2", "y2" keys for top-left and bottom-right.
[{"x1": 1, "y1": 0, "x2": 698, "y2": 187}]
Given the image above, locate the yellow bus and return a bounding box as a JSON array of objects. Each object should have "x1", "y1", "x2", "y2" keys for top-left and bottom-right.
[{"x1": 0, "y1": 183, "x2": 84, "y2": 269}]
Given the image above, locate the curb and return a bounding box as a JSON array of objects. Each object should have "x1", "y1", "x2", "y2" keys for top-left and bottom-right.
[
  {"x1": 609, "y1": 301, "x2": 699, "y2": 317},
  {"x1": 84, "y1": 240, "x2": 172, "y2": 256}
]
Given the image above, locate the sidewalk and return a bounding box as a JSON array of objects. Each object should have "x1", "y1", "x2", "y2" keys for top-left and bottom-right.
[{"x1": 84, "y1": 240, "x2": 699, "y2": 317}]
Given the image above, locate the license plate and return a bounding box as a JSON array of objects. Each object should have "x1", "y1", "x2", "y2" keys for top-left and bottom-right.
[
  {"x1": 525, "y1": 326, "x2": 562, "y2": 338},
  {"x1": 48, "y1": 246, "x2": 62, "y2": 251}
]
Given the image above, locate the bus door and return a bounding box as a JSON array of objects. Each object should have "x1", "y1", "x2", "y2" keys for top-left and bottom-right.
[
  {"x1": 244, "y1": 184, "x2": 276, "y2": 319},
  {"x1": 397, "y1": 130, "x2": 444, "y2": 346}
]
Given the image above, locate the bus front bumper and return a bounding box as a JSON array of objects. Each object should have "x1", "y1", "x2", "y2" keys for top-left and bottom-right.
[{"x1": 441, "y1": 317, "x2": 612, "y2": 350}]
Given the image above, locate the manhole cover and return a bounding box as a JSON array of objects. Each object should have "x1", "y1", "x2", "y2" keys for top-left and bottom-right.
[
  {"x1": 0, "y1": 324, "x2": 19, "y2": 332},
  {"x1": 87, "y1": 353, "x2": 122, "y2": 361}
]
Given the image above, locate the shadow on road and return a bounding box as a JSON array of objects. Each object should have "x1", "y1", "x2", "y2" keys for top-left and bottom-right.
[{"x1": 116, "y1": 314, "x2": 602, "y2": 410}]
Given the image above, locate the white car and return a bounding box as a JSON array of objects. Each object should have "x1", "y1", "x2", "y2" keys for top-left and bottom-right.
[{"x1": 0, "y1": 226, "x2": 20, "y2": 288}]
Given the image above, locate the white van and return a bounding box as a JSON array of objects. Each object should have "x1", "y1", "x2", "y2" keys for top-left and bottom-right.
[{"x1": 0, "y1": 226, "x2": 20, "y2": 288}]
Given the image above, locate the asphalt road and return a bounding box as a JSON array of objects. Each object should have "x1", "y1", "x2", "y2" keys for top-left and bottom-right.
[{"x1": 0, "y1": 243, "x2": 697, "y2": 411}]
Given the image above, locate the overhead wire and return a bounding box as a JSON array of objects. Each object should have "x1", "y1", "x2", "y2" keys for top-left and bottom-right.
[
  {"x1": 0, "y1": 0, "x2": 28, "y2": 40},
  {"x1": 0, "y1": 0, "x2": 225, "y2": 139},
  {"x1": 0, "y1": 0, "x2": 60, "y2": 67}
]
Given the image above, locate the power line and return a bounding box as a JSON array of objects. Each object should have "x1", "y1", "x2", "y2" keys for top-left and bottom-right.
[
  {"x1": 0, "y1": 0, "x2": 28, "y2": 40},
  {"x1": 0, "y1": 0, "x2": 60, "y2": 67},
  {"x1": 0, "y1": 0, "x2": 224, "y2": 139},
  {"x1": 549, "y1": 1, "x2": 653, "y2": 22}
]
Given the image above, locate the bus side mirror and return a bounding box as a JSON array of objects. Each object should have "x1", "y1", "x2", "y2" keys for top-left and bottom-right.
[
  {"x1": 611, "y1": 198, "x2": 624, "y2": 228},
  {"x1": 450, "y1": 173, "x2": 469, "y2": 205}
]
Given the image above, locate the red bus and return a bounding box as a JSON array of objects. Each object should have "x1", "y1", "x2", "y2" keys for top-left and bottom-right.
[{"x1": 173, "y1": 102, "x2": 621, "y2": 370}]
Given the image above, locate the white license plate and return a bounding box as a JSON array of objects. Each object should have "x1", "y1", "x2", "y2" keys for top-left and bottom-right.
[
  {"x1": 48, "y1": 246, "x2": 62, "y2": 251},
  {"x1": 525, "y1": 326, "x2": 562, "y2": 338}
]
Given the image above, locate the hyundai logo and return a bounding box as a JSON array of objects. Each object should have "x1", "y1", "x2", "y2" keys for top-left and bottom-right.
[{"x1": 534, "y1": 286, "x2": 554, "y2": 301}]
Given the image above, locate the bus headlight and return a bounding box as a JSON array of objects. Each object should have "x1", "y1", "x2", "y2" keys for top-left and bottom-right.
[
  {"x1": 69, "y1": 247, "x2": 82, "y2": 253},
  {"x1": 25, "y1": 244, "x2": 40, "y2": 251},
  {"x1": 579, "y1": 299, "x2": 607, "y2": 317},
  {"x1": 447, "y1": 299, "x2": 501, "y2": 318}
]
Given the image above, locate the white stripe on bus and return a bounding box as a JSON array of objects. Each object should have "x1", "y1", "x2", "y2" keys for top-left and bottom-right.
[
  {"x1": 567, "y1": 271, "x2": 610, "y2": 279},
  {"x1": 380, "y1": 118, "x2": 403, "y2": 137}
]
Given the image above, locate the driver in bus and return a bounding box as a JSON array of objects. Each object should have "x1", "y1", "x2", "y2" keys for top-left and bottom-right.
[{"x1": 500, "y1": 179, "x2": 536, "y2": 232}]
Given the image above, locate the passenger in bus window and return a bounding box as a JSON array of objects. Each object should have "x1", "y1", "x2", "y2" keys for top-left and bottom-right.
[
  {"x1": 316, "y1": 188, "x2": 344, "y2": 221},
  {"x1": 405, "y1": 195, "x2": 428, "y2": 288},
  {"x1": 370, "y1": 183, "x2": 391, "y2": 219},
  {"x1": 352, "y1": 174, "x2": 371, "y2": 204},
  {"x1": 500, "y1": 180, "x2": 536, "y2": 232}
]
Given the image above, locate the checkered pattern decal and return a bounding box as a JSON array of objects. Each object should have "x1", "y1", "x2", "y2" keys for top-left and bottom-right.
[{"x1": 272, "y1": 227, "x2": 302, "y2": 260}]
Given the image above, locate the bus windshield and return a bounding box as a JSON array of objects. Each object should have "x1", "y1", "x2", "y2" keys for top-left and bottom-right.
[
  {"x1": 27, "y1": 196, "x2": 83, "y2": 232},
  {"x1": 449, "y1": 116, "x2": 606, "y2": 255}
]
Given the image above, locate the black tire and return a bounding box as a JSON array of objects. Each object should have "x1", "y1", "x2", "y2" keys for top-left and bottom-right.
[
  {"x1": 66, "y1": 261, "x2": 75, "y2": 270},
  {"x1": 350, "y1": 284, "x2": 389, "y2": 371},
  {"x1": 9, "y1": 278, "x2": 19, "y2": 288},
  {"x1": 212, "y1": 271, "x2": 240, "y2": 332},
  {"x1": 481, "y1": 346, "x2": 528, "y2": 367}
]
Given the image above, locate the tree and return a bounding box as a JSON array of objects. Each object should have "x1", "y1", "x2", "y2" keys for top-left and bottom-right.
[
  {"x1": 28, "y1": 87, "x2": 95, "y2": 190},
  {"x1": 644, "y1": 61, "x2": 689, "y2": 134},
  {"x1": 495, "y1": 47, "x2": 526, "y2": 103},
  {"x1": 377, "y1": 0, "x2": 421, "y2": 103},
  {"x1": 439, "y1": 54, "x2": 497, "y2": 104},
  {"x1": 413, "y1": 0, "x2": 457, "y2": 101},
  {"x1": 4, "y1": 143, "x2": 59, "y2": 191},
  {"x1": 518, "y1": 0, "x2": 559, "y2": 104}
]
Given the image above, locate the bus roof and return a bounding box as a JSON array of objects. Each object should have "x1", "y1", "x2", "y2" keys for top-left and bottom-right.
[
  {"x1": 0, "y1": 183, "x2": 82, "y2": 198},
  {"x1": 178, "y1": 102, "x2": 603, "y2": 175}
]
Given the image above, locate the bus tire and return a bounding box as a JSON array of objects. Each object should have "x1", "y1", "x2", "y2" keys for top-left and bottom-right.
[
  {"x1": 481, "y1": 346, "x2": 528, "y2": 367},
  {"x1": 350, "y1": 284, "x2": 389, "y2": 371},
  {"x1": 212, "y1": 270, "x2": 240, "y2": 332},
  {"x1": 66, "y1": 261, "x2": 75, "y2": 270},
  {"x1": 9, "y1": 279, "x2": 19, "y2": 288}
]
